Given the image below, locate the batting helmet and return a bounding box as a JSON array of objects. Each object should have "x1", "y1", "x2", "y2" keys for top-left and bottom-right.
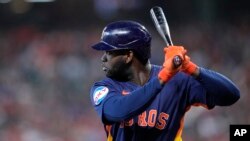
[{"x1": 92, "y1": 20, "x2": 152, "y2": 61}]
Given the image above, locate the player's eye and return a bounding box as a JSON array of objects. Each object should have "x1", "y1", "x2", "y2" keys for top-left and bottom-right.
[
  {"x1": 106, "y1": 50, "x2": 130, "y2": 56},
  {"x1": 106, "y1": 51, "x2": 114, "y2": 56}
]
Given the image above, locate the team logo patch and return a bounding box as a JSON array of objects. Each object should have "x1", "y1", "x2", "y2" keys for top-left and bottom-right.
[{"x1": 93, "y1": 86, "x2": 109, "y2": 105}]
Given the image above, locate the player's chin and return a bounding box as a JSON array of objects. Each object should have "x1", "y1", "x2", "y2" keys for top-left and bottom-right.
[
  {"x1": 102, "y1": 67, "x2": 112, "y2": 77},
  {"x1": 102, "y1": 66, "x2": 108, "y2": 72},
  {"x1": 105, "y1": 70, "x2": 118, "y2": 79},
  {"x1": 106, "y1": 72, "x2": 115, "y2": 79}
]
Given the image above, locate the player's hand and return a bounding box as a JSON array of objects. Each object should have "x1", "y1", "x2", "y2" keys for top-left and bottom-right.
[
  {"x1": 181, "y1": 54, "x2": 198, "y2": 75},
  {"x1": 158, "y1": 46, "x2": 186, "y2": 83}
]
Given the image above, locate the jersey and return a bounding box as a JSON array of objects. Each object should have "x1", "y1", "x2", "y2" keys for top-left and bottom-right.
[{"x1": 90, "y1": 65, "x2": 239, "y2": 141}]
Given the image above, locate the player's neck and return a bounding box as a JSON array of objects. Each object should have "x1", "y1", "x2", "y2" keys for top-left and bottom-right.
[{"x1": 130, "y1": 61, "x2": 151, "y2": 86}]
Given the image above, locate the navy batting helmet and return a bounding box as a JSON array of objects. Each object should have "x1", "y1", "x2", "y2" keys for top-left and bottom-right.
[{"x1": 92, "y1": 20, "x2": 152, "y2": 61}]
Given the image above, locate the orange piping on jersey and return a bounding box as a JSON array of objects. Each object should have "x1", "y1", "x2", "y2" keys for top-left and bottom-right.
[
  {"x1": 174, "y1": 103, "x2": 209, "y2": 141},
  {"x1": 174, "y1": 107, "x2": 189, "y2": 141},
  {"x1": 105, "y1": 125, "x2": 113, "y2": 141},
  {"x1": 192, "y1": 103, "x2": 209, "y2": 109}
]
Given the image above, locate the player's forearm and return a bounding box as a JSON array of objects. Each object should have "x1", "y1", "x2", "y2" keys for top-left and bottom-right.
[
  {"x1": 196, "y1": 67, "x2": 240, "y2": 106},
  {"x1": 103, "y1": 77, "x2": 162, "y2": 122},
  {"x1": 190, "y1": 66, "x2": 200, "y2": 77}
]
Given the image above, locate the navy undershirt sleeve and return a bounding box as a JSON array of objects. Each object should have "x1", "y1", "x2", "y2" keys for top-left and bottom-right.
[
  {"x1": 103, "y1": 77, "x2": 163, "y2": 123},
  {"x1": 196, "y1": 67, "x2": 240, "y2": 106}
]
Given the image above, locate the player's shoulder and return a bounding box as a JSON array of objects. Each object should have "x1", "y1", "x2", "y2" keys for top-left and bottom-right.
[
  {"x1": 90, "y1": 77, "x2": 119, "y2": 105},
  {"x1": 150, "y1": 64, "x2": 161, "y2": 74},
  {"x1": 92, "y1": 77, "x2": 117, "y2": 87},
  {"x1": 90, "y1": 77, "x2": 122, "y2": 95},
  {"x1": 151, "y1": 64, "x2": 161, "y2": 70}
]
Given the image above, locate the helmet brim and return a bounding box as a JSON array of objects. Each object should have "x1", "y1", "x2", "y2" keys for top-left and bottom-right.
[{"x1": 92, "y1": 41, "x2": 126, "y2": 51}]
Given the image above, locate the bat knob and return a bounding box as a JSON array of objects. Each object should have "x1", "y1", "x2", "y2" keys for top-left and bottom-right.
[{"x1": 173, "y1": 55, "x2": 182, "y2": 68}]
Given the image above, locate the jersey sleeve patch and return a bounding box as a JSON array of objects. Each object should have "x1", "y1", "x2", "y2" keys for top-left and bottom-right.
[{"x1": 93, "y1": 86, "x2": 109, "y2": 105}]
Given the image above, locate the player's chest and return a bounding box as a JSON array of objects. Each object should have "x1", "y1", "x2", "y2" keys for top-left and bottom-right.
[
  {"x1": 118, "y1": 82, "x2": 180, "y2": 111},
  {"x1": 117, "y1": 84, "x2": 182, "y2": 130}
]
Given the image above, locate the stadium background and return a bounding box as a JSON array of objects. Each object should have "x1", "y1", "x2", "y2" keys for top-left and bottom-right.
[{"x1": 0, "y1": 0, "x2": 249, "y2": 141}]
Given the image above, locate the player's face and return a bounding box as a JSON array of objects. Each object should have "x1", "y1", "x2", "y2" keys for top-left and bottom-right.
[{"x1": 101, "y1": 50, "x2": 132, "y2": 81}]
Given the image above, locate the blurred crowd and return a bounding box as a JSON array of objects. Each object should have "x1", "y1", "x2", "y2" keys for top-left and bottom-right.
[{"x1": 0, "y1": 20, "x2": 249, "y2": 141}]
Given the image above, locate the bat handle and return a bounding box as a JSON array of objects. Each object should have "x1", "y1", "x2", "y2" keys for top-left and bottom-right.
[
  {"x1": 168, "y1": 43, "x2": 182, "y2": 68},
  {"x1": 173, "y1": 55, "x2": 182, "y2": 68}
]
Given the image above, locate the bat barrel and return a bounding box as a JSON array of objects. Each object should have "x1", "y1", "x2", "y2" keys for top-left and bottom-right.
[
  {"x1": 150, "y1": 6, "x2": 182, "y2": 68},
  {"x1": 151, "y1": 6, "x2": 166, "y2": 25}
]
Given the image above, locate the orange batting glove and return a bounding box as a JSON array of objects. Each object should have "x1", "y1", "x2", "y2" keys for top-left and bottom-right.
[
  {"x1": 181, "y1": 55, "x2": 198, "y2": 75},
  {"x1": 158, "y1": 46, "x2": 186, "y2": 83}
]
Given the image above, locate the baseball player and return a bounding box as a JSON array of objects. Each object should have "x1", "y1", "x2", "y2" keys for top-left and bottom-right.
[{"x1": 90, "y1": 20, "x2": 240, "y2": 141}]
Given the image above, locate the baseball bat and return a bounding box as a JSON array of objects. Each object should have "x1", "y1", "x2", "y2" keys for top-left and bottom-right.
[{"x1": 150, "y1": 6, "x2": 182, "y2": 67}]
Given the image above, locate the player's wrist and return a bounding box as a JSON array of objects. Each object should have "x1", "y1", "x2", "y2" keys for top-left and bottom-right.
[
  {"x1": 191, "y1": 66, "x2": 200, "y2": 77},
  {"x1": 182, "y1": 61, "x2": 198, "y2": 75}
]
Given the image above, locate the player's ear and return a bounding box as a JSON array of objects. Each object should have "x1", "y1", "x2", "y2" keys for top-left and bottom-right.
[{"x1": 124, "y1": 50, "x2": 133, "y2": 64}]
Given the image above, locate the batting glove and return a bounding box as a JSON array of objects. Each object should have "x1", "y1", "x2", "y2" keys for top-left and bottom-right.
[
  {"x1": 158, "y1": 46, "x2": 186, "y2": 83},
  {"x1": 181, "y1": 55, "x2": 198, "y2": 75}
]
